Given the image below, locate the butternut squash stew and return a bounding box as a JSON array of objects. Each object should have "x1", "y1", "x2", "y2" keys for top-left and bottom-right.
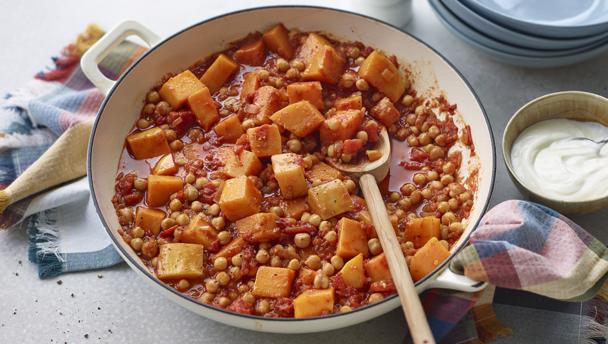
[{"x1": 113, "y1": 23, "x2": 475, "y2": 318}]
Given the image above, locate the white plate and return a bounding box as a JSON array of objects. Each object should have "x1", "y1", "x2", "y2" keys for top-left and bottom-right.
[
  {"x1": 431, "y1": 0, "x2": 608, "y2": 67},
  {"x1": 432, "y1": 0, "x2": 608, "y2": 57},
  {"x1": 462, "y1": 0, "x2": 608, "y2": 38},
  {"x1": 442, "y1": 0, "x2": 608, "y2": 50}
]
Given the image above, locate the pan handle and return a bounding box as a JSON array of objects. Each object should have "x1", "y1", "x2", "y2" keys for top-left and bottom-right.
[
  {"x1": 81, "y1": 20, "x2": 161, "y2": 95},
  {"x1": 424, "y1": 267, "x2": 487, "y2": 293}
]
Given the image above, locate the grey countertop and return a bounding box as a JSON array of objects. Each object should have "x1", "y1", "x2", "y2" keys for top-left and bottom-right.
[{"x1": 1, "y1": 1, "x2": 607, "y2": 343}]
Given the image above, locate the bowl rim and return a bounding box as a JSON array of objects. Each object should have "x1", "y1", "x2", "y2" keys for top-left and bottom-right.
[
  {"x1": 502, "y1": 90, "x2": 608, "y2": 206},
  {"x1": 87, "y1": 5, "x2": 496, "y2": 323}
]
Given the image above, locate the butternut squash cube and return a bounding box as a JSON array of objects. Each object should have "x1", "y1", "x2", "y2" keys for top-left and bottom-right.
[
  {"x1": 335, "y1": 94, "x2": 363, "y2": 111},
  {"x1": 234, "y1": 39, "x2": 266, "y2": 66},
  {"x1": 220, "y1": 148, "x2": 262, "y2": 178},
  {"x1": 152, "y1": 154, "x2": 177, "y2": 176},
  {"x1": 271, "y1": 153, "x2": 308, "y2": 199},
  {"x1": 127, "y1": 127, "x2": 171, "y2": 160},
  {"x1": 307, "y1": 162, "x2": 342, "y2": 186},
  {"x1": 262, "y1": 23, "x2": 294, "y2": 59},
  {"x1": 236, "y1": 213, "x2": 280, "y2": 243},
  {"x1": 319, "y1": 109, "x2": 364, "y2": 145},
  {"x1": 159, "y1": 70, "x2": 205, "y2": 109},
  {"x1": 281, "y1": 197, "x2": 309, "y2": 219},
  {"x1": 215, "y1": 237, "x2": 247, "y2": 258},
  {"x1": 181, "y1": 215, "x2": 218, "y2": 249},
  {"x1": 405, "y1": 216, "x2": 441, "y2": 249},
  {"x1": 157, "y1": 243, "x2": 204, "y2": 280},
  {"x1": 287, "y1": 82, "x2": 324, "y2": 110},
  {"x1": 146, "y1": 175, "x2": 183, "y2": 207},
  {"x1": 247, "y1": 124, "x2": 282, "y2": 158},
  {"x1": 339, "y1": 253, "x2": 365, "y2": 289},
  {"x1": 294, "y1": 289, "x2": 335, "y2": 318},
  {"x1": 371, "y1": 97, "x2": 400, "y2": 127},
  {"x1": 214, "y1": 115, "x2": 244, "y2": 143},
  {"x1": 270, "y1": 101, "x2": 324, "y2": 137},
  {"x1": 187, "y1": 86, "x2": 219, "y2": 130},
  {"x1": 299, "y1": 33, "x2": 345, "y2": 84},
  {"x1": 200, "y1": 54, "x2": 239, "y2": 94},
  {"x1": 307, "y1": 179, "x2": 353, "y2": 220},
  {"x1": 252, "y1": 86, "x2": 284, "y2": 124},
  {"x1": 336, "y1": 217, "x2": 368, "y2": 258},
  {"x1": 240, "y1": 71, "x2": 262, "y2": 102},
  {"x1": 410, "y1": 237, "x2": 450, "y2": 281},
  {"x1": 252, "y1": 266, "x2": 295, "y2": 298},
  {"x1": 365, "y1": 253, "x2": 392, "y2": 282},
  {"x1": 219, "y1": 176, "x2": 262, "y2": 221},
  {"x1": 135, "y1": 207, "x2": 166, "y2": 235},
  {"x1": 358, "y1": 50, "x2": 406, "y2": 102}
]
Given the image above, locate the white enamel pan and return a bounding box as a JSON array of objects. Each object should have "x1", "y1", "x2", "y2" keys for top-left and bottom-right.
[{"x1": 82, "y1": 6, "x2": 495, "y2": 334}]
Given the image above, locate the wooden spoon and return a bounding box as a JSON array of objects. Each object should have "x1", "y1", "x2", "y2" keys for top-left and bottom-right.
[{"x1": 330, "y1": 128, "x2": 435, "y2": 344}]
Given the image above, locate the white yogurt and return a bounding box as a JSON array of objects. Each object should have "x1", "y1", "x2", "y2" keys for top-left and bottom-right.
[{"x1": 510, "y1": 118, "x2": 608, "y2": 202}]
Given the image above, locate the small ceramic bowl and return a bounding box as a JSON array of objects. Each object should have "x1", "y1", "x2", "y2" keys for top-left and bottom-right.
[{"x1": 502, "y1": 91, "x2": 608, "y2": 214}]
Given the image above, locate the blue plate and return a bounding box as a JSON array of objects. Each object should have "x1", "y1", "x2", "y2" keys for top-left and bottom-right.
[
  {"x1": 443, "y1": 0, "x2": 608, "y2": 50},
  {"x1": 462, "y1": 0, "x2": 608, "y2": 38},
  {"x1": 430, "y1": 0, "x2": 608, "y2": 67}
]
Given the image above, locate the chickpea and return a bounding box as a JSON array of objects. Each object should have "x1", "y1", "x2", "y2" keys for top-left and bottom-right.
[
  {"x1": 410, "y1": 190, "x2": 423, "y2": 204},
  {"x1": 428, "y1": 147, "x2": 444, "y2": 161},
  {"x1": 418, "y1": 133, "x2": 432, "y2": 145},
  {"x1": 190, "y1": 201, "x2": 204, "y2": 212},
  {"x1": 183, "y1": 173, "x2": 195, "y2": 185},
  {"x1": 340, "y1": 73, "x2": 355, "y2": 88},
  {"x1": 356, "y1": 130, "x2": 368, "y2": 143},
  {"x1": 449, "y1": 222, "x2": 464, "y2": 234},
  {"x1": 308, "y1": 214, "x2": 322, "y2": 227},
  {"x1": 286, "y1": 68, "x2": 300, "y2": 80},
  {"x1": 343, "y1": 179, "x2": 357, "y2": 194},
  {"x1": 421, "y1": 188, "x2": 433, "y2": 199},
  {"x1": 413, "y1": 173, "x2": 427, "y2": 185},
  {"x1": 258, "y1": 69, "x2": 270, "y2": 80},
  {"x1": 218, "y1": 296, "x2": 231, "y2": 308},
  {"x1": 131, "y1": 226, "x2": 144, "y2": 239},
  {"x1": 389, "y1": 214, "x2": 399, "y2": 228},
  {"x1": 130, "y1": 238, "x2": 143, "y2": 251},
  {"x1": 329, "y1": 256, "x2": 344, "y2": 271},
  {"x1": 389, "y1": 192, "x2": 401, "y2": 202},
  {"x1": 137, "y1": 117, "x2": 151, "y2": 129},
  {"x1": 399, "y1": 183, "x2": 415, "y2": 196},
  {"x1": 407, "y1": 135, "x2": 419, "y2": 147},
  {"x1": 217, "y1": 231, "x2": 231, "y2": 245},
  {"x1": 200, "y1": 292, "x2": 215, "y2": 304},
  {"x1": 176, "y1": 213, "x2": 190, "y2": 226},
  {"x1": 231, "y1": 254, "x2": 243, "y2": 267},
  {"x1": 354, "y1": 56, "x2": 365, "y2": 66},
  {"x1": 169, "y1": 139, "x2": 184, "y2": 151},
  {"x1": 184, "y1": 186, "x2": 199, "y2": 202},
  {"x1": 207, "y1": 203, "x2": 220, "y2": 216},
  {"x1": 414, "y1": 105, "x2": 425, "y2": 116},
  {"x1": 322, "y1": 262, "x2": 335, "y2": 276},
  {"x1": 368, "y1": 293, "x2": 384, "y2": 304},
  {"x1": 324, "y1": 230, "x2": 337, "y2": 243},
  {"x1": 355, "y1": 79, "x2": 369, "y2": 91},
  {"x1": 169, "y1": 198, "x2": 182, "y2": 211},
  {"x1": 294, "y1": 233, "x2": 311, "y2": 248},
  {"x1": 269, "y1": 206, "x2": 283, "y2": 217},
  {"x1": 195, "y1": 177, "x2": 209, "y2": 189},
  {"x1": 443, "y1": 162, "x2": 456, "y2": 175},
  {"x1": 160, "y1": 218, "x2": 176, "y2": 230},
  {"x1": 142, "y1": 104, "x2": 155, "y2": 117},
  {"x1": 428, "y1": 125, "x2": 440, "y2": 138},
  {"x1": 176, "y1": 279, "x2": 191, "y2": 291},
  {"x1": 402, "y1": 94, "x2": 414, "y2": 106},
  {"x1": 256, "y1": 249, "x2": 270, "y2": 264},
  {"x1": 313, "y1": 273, "x2": 329, "y2": 289},
  {"x1": 340, "y1": 305, "x2": 353, "y2": 313},
  {"x1": 270, "y1": 255, "x2": 282, "y2": 267},
  {"x1": 341, "y1": 154, "x2": 352, "y2": 163},
  {"x1": 398, "y1": 197, "x2": 412, "y2": 210},
  {"x1": 368, "y1": 238, "x2": 382, "y2": 256},
  {"x1": 155, "y1": 101, "x2": 171, "y2": 115},
  {"x1": 319, "y1": 221, "x2": 332, "y2": 233},
  {"x1": 211, "y1": 217, "x2": 225, "y2": 230},
  {"x1": 305, "y1": 255, "x2": 322, "y2": 270},
  {"x1": 287, "y1": 139, "x2": 302, "y2": 153},
  {"x1": 347, "y1": 46, "x2": 360, "y2": 58},
  {"x1": 448, "y1": 198, "x2": 459, "y2": 211},
  {"x1": 210, "y1": 257, "x2": 227, "y2": 271},
  {"x1": 287, "y1": 258, "x2": 300, "y2": 270},
  {"x1": 291, "y1": 59, "x2": 305, "y2": 71},
  {"x1": 442, "y1": 211, "x2": 457, "y2": 225},
  {"x1": 256, "y1": 299, "x2": 270, "y2": 314},
  {"x1": 300, "y1": 212, "x2": 311, "y2": 223},
  {"x1": 276, "y1": 58, "x2": 290, "y2": 72},
  {"x1": 215, "y1": 272, "x2": 230, "y2": 286},
  {"x1": 437, "y1": 201, "x2": 449, "y2": 213}
]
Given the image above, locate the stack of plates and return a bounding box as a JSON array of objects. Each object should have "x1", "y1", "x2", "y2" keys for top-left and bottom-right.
[{"x1": 429, "y1": 0, "x2": 608, "y2": 67}]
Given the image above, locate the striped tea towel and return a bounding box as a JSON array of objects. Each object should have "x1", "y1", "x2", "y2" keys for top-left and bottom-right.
[{"x1": 0, "y1": 24, "x2": 145, "y2": 278}]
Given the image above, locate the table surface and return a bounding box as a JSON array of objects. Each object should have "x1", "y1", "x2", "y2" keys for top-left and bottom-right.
[{"x1": 1, "y1": 1, "x2": 607, "y2": 343}]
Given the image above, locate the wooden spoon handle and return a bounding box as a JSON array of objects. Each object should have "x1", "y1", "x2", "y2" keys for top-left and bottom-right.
[{"x1": 359, "y1": 174, "x2": 435, "y2": 344}]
